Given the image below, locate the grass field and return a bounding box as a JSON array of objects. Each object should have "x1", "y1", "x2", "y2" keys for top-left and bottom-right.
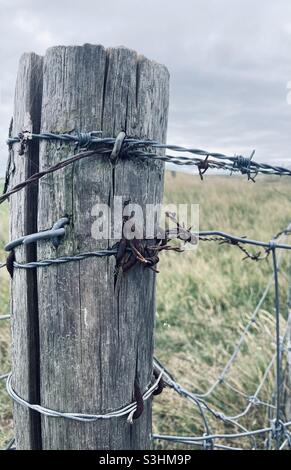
[
  {"x1": 1, "y1": 172, "x2": 291, "y2": 449},
  {"x1": 0, "y1": 188, "x2": 10, "y2": 448}
]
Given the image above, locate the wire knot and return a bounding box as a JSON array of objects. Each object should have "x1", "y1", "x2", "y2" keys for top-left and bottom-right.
[
  {"x1": 110, "y1": 131, "x2": 126, "y2": 163},
  {"x1": 202, "y1": 433, "x2": 214, "y2": 450},
  {"x1": 18, "y1": 131, "x2": 33, "y2": 155},
  {"x1": 128, "y1": 377, "x2": 144, "y2": 423},
  {"x1": 152, "y1": 368, "x2": 166, "y2": 396},
  {"x1": 75, "y1": 131, "x2": 102, "y2": 148},
  {"x1": 235, "y1": 155, "x2": 251, "y2": 173},
  {"x1": 76, "y1": 132, "x2": 94, "y2": 148},
  {"x1": 233, "y1": 150, "x2": 257, "y2": 181},
  {"x1": 198, "y1": 155, "x2": 209, "y2": 180},
  {"x1": 271, "y1": 419, "x2": 285, "y2": 441},
  {"x1": 5, "y1": 217, "x2": 69, "y2": 252},
  {"x1": 248, "y1": 395, "x2": 260, "y2": 406}
]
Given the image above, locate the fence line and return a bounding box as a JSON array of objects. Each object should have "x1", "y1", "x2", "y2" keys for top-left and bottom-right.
[
  {"x1": 1, "y1": 133, "x2": 291, "y2": 449},
  {"x1": 2, "y1": 133, "x2": 291, "y2": 207},
  {"x1": 1, "y1": 222, "x2": 291, "y2": 449}
]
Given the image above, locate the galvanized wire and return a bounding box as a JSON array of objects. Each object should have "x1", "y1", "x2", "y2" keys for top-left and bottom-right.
[
  {"x1": 7, "y1": 131, "x2": 291, "y2": 177},
  {"x1": 7, "y1": 225, "x2": 291, "y2": 271},
  {"x1": 152, "y1": 228, "x2": 291, "y2": 449},
  {"x1": 7, "y1": 131, "x2": 103, "y2": 146},
  {"x1": 182, "y1": 229, "x2": 290, "y2": 399},
  {"x1": 5, "y1": 371, "x2": 164, "y2": 423},
  {"x1": 271, "y1": 246, "x2": 282, "y2": 450},
  {"x1": 3, "y1": 134, "x2": 291, "y2": 207},
  {"x1": 2, "y1": 233, "x2": 290, "y2": 451},
  {"x1": 152, "y1": 423, "x2": 291, "y2": 443},
  {"x1": 153, "y1": 297, "x2": 288, "y2": 448},
  {"x1": 2, "y1": 130, "x2": 291, "y2": 449},
  {"x1": 3, "y1": 228, "x2": 290, "y2": 448},
  {"x1": 153, "y1": 358, "x2": 258, "y2": 449},
  {"x1": 4, "y1": 437, "x2": 15, "y2": 451},
  {"x1": 0, "y1": 373, "x2": 9, "y2": 381},
  {"x1": 2, "y1": 214, "x2": 291, "y2": 449},
  {"x1": 13, "y1": 249, "x2": 118, "y2": 269}
]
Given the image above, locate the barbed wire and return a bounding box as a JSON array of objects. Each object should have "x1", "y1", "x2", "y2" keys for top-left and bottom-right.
[
  {"x1": 7, "y1": 131, "x2": 291, "y2": 177},
  {"x1": 3, "y1": 220, "x2": 291, "y2": 275},
  {"x1": 1, "y1": 233, "x2": 291, "y2": 449},
  {"x1": 13, "y1": 249, "x2": 118, "y2": 269},
  {"x1": 3, "y1": 132, "x2": 291, "y2": 206},
  {"x1": 2, "y1": 129, "x2": 291, "y2": 448}
]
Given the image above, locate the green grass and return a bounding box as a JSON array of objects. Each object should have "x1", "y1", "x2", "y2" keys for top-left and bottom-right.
[
  {"x1": 153, "y1": 173, "x2": 291, "y2": 449},
  {"x1": 1, "y1": 174, "x2": 291, "y2": 449},
  {"x1": 0, "y1": 182, "x2": 11, "y2": 448}
]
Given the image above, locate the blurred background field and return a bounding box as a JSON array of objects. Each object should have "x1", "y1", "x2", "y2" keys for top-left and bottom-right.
[
  {"x1": 1, "y1": 172, "x2": 291, "y2": 449},
  {"x1": 0, "y1": 184, "x2": 10, "y2": 448}
]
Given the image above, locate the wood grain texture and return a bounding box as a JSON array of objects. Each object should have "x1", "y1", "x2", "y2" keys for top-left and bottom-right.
[
  {"x1": 12, "y1": 43, "x2": 169, "y2": 449},
  {"x1": 8, "y1": 52, "x2": 43, "y2": 449}
]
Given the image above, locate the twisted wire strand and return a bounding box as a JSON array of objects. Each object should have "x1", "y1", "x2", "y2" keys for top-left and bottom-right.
[
  {"x1": 3, "y1": 136, "x2": 291, "y2": 207},
  {"x1": 192, "y1": 235, "x2": 288, "y2": 399},
  {"x1": 0, "y1": 373, "x2": 9, "y2": 381},
  {"x1": 153, "y1": 358, "x2": 258, "y2": 448},
  {"x1": 13, "y1": 249, "x2": 118, "y2": 269},
  {"x1": 5, "y1": 371, "x2": 163, "y2": 423},
  {"x1": 2, "y1": 230, "x2": 287, "y2": 447},
  {"x1": 9, "y1": 225, "x2": 291, "y2": 271},
  {"x1": 0, "y1": 148, "x2": 96, "y2": 205},
  {"x1": 279, "y1": 438, "x2": 290, "y2": 450},
  {"x1": 7, "y1": 131, "x2": 103, "y2": 146},
  {"x1": 152, "y1": 250, "x2": 291, "y2": 448},
  {"x1": 7, "y1": 132, "x2": 291, "y2": 176},
  {"x1": 4, "y1": 437, "x2": 15, "y2": 451},
  {"x1": 1, "y1": 213, "x2": 291, "y2": 448},
  {"x1": 153, "y1": 287, "x2": 291, "y2": 445},
  {"x1": 223, "y1": 380, "x2": 276, "y2": 410},
  {"x1": 194, "y1": 277, "x2": 274, "y2": 399},
  {"x1": 221, "y1": 353, "x2": 276, "y2": 421},
  {"x1": 151, "y1": 425, "x2": 280, "y2": 442},
  {"x1": 152, "y1": 435, "x2": 244, "y2": 450}
]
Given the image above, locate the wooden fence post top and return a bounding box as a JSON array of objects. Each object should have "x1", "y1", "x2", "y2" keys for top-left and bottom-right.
[{"x1": 9, "y1": 43, "x2": 169, "y2": 450}]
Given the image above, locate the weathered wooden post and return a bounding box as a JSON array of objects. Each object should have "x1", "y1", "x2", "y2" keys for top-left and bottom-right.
[
  {"x1": 7, "y1": 52, "x2": 43, "y2": 449},
  {"x1": 284, "y1": 261, "x2": 291, "y2": 420},
  {"x1": 8, "y1": 44, "x2": 169, "y2": 449}
]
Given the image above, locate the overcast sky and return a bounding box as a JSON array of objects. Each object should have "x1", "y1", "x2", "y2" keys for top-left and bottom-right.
[{"x1": 1, "y1": 0, "x2": 291, "y2": 176}]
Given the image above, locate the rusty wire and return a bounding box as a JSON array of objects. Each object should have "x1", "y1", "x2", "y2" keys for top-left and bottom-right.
[
  {"x1": 2, "y1": 130, "x2": 291, "y2": 449},
  {"x1": 3, "y1": 133, "x2": 291, "y2": 205},
  {"x1": 2, "y1": 222, "x2": 291, "y2": 450}
]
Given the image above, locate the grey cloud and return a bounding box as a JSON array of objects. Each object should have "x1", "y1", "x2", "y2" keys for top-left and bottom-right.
[{"x1": 1, "y1": 0, "x2": 291, "y2": 175}]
